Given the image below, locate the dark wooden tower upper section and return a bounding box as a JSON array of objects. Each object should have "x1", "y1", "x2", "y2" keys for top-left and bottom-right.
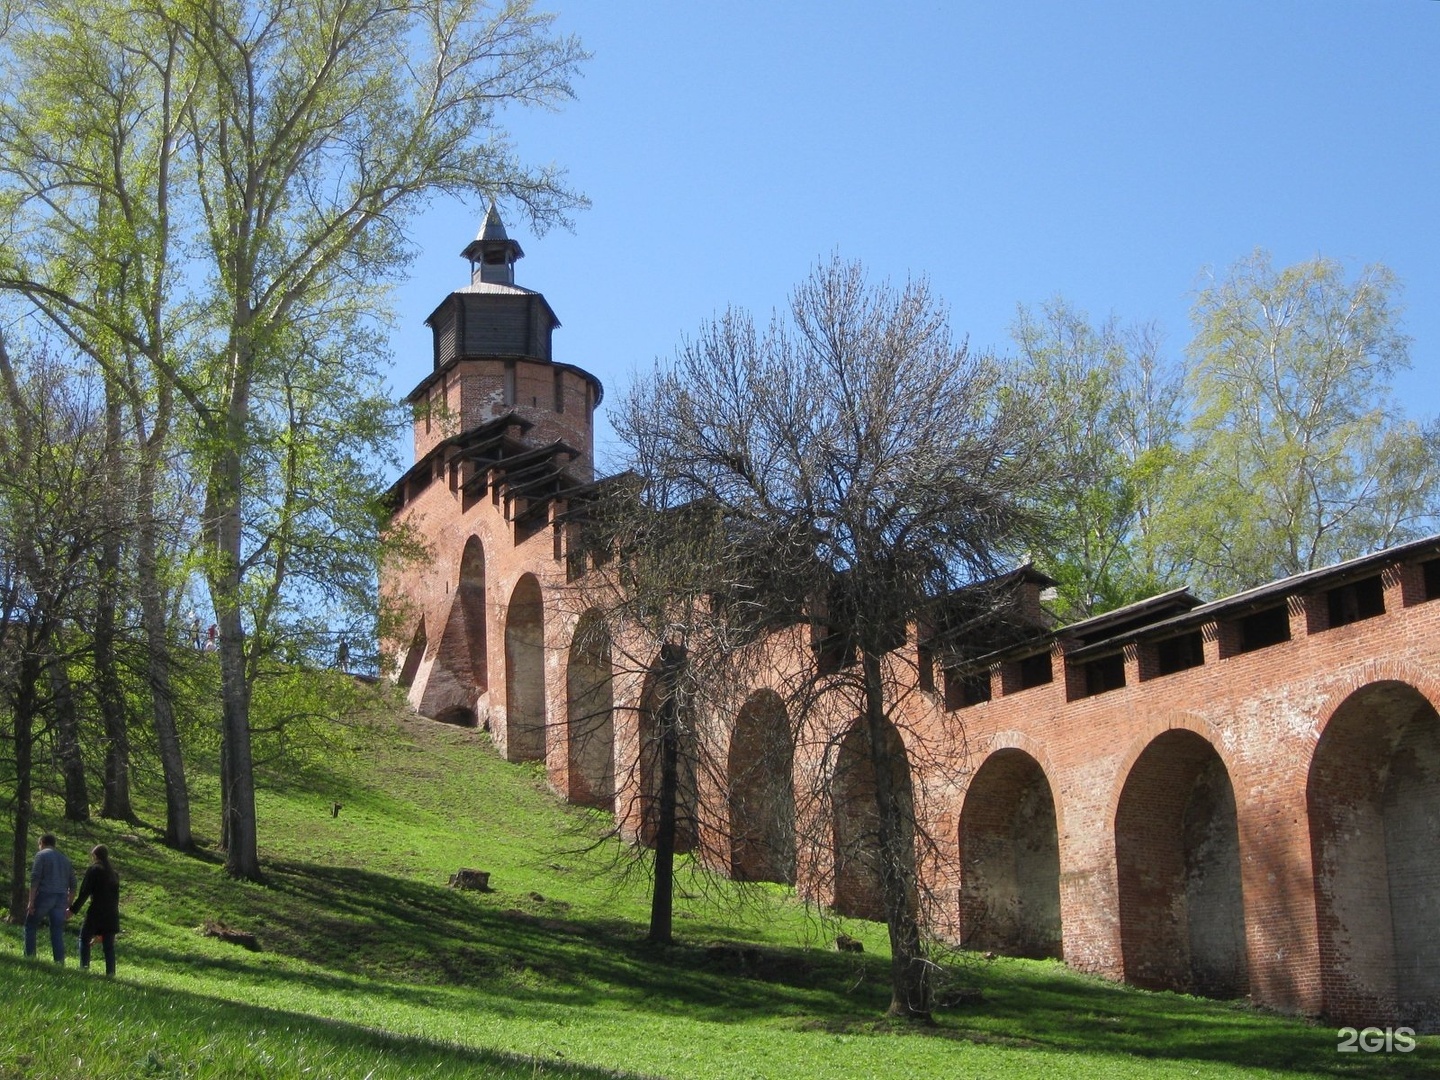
[
  {"x1": 404, "y1": 205, "x2": 603, "y2": 473},
  {"x1": 425, "y1": 203, "x2": 560, "y2": 367}
]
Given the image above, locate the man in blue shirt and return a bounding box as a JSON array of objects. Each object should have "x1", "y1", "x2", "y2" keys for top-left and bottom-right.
[{"x1": 25, "y1": 833, "x2": 76, "y2": 964}]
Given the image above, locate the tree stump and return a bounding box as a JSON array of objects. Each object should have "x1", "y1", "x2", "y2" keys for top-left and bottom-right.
[
  {"x1": 935, "y1": 985, "x2": 985, "y2": 1008},
  {"x1": 202, "y1": 919, "x2": 260, "y2": 951},
  {"x1": 449, "y1": 868, "x2": 491, "y2": 891}
]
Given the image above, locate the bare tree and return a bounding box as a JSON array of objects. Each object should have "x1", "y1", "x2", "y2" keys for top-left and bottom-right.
[{"x1": 581, "y1": 258, "x2": 1052, "y2": 1017}]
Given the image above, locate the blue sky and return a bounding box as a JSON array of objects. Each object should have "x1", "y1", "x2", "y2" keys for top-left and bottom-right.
[{"x1": 387, "y1": 0, "x2": 1439, "y2": 471}]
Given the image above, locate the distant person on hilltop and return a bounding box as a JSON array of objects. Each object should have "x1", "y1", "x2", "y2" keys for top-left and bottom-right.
[
  {"x1": 70, "y1": 844, "x2": 121, "y2": 977},
  {"x1": 25, "y1": 833, "x2": 75, "y2": 964}
]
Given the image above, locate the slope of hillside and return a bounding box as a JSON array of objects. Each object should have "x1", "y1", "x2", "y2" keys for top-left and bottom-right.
[{"x1": 1, "y1": 692, "x2": 1429, "y2": 1079}]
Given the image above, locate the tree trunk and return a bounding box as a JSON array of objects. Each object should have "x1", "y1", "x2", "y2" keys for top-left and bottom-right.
[
  {"x1": 49, "y1": 652, "x2": 90, "y2": 822},
  {"x1": 136, "y1": 458, "x2": 191, "y2": 850},
  {"x1": 208, "y1": 437, "x2": 260, "y2": 879},
  {"x1": 219, "y1": 735, "x2": 231, "y2": 852},
  {"x1": 7, "y1": 651, "x2": 41, "y2": 923},
  {"x1": 95, "y1": 386, "x2": 133, "y2": 821},
  {"x1": 861, "y1": 649, "x2": 931, "y2": 1020},
  {"x1": 94, "y1": 574, "x2": 133, "y2": 820},
  {"x1": 216, "y1": 608, "x2": 257, "y2": 877},
  {"x1": 647, "y1": 643, "x2": 685, "y2": 944}
]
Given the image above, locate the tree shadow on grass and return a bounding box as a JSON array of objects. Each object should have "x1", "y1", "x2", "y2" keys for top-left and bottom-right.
[
  {"x1": 123, "y1": 856, "x2": 1437, "y2": 1077},
  {"x1": 919, "y1": 959, "x2": 1434, "y2": 1079},
  {"x1": 0, "y1": 954, "x2": 656, "y2": 1080},
  {"x1": 212, "y1": 858, "x2": 889, "y2": 1019}
]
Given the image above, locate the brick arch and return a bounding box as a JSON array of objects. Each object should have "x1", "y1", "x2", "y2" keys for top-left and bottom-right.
[
  {"x1": 1114, "y1": 728, "x2": 1248, "y2": 999},
  {"x1": 503, "y1": 573, "x2": 545, "y2": 762},
  {"x1": 1306, "y1": 661, "x2": 1440, "y2": 749},
  {"x1": 727, "y1": 688, "x2": 796, "y2": 884},
  {"x1": 1307, "y1": 678, "x2": 1440, "y2": 1032},
  {"x1": 566, "y1": 610, "x2": 614, "y2": 809},
  {"x1": 415, "y1": 534, "x2": 491, "y2": 725},
  {"x1": 973, "y1": 730, "x2": 1067, "y2": 838},
  {"x1": 832, "y1": 717, "x2": 914, "y2": 920},
  {"x1": 959, "y1": 746, "x2": 1063, "y2": 959},
  {"x1": 1105, "y1": 714, "x2": 1241, "y2": 835}
]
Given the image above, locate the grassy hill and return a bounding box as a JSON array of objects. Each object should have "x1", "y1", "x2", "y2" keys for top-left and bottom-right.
[{"x1": 1, "y1": 688, "x2": 1430, "y2": 1079}]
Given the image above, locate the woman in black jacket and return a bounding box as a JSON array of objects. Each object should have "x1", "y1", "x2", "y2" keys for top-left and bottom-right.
[{"x1": 70, "y1": 844, "x2": 120, "y2": 976}]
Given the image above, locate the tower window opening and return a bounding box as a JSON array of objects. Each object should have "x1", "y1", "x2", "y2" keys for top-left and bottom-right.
[
  {"x1": 1081, "y1": 653, "x2": 1126, "y2": 697},
  {"x1": 1155, "y1": 631, "x2": 1204, "y2": 676},
  {"x1": 944, "y1": 667, "x2": 990, "y2": 710},
  {"x1": 503, "y1": 361, "x2": 516, "y2": 406},
  {"x1": 917, "y1": 639, "x2": 935, "y2": 693},
  {"x1": 1235, "y1": 605, "x2": 1290, "y2": 653}
]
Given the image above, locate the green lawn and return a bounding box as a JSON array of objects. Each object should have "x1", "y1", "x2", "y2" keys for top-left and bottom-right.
[{"x1": 1, "y1": 691, "x2": 1431, "y2": 1079}]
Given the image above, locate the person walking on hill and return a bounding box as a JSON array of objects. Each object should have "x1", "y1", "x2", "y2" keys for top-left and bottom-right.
[
  {"x1": 70, "y1": 844, "x2": 121, "y2": 976},
  {"x1": 24, "y1": 833, "x2": 75, "y2": 964}
]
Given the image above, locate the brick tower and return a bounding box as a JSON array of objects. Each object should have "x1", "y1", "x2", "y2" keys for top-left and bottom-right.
[{"x1": 385, "y1": 206, "x2": 604, "y2": 738}]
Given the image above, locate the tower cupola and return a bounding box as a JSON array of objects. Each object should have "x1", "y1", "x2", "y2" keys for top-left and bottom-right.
[
  {"x1": 461, "y1": 202, "x2": 524, "y2": 286},
  {"x1": 408, "y1": 207, "x2": 603, "y2": 476}
]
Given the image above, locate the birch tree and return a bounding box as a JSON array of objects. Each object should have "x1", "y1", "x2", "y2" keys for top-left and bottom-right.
[
  {"x1": 1012, "y1": 299, "x2": 1185, "y2": 617},
  {"x1": 1176, "y1": 252, "x2": 1440, "y2": 595}
]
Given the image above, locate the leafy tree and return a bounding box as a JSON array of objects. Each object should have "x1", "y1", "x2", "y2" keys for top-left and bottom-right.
[
  {"x1": 1174, "y1": 251, "x2": 1440, "y2": 596},
  {"x1": 0, "y1": 0, "x2": 205, "y2": 848},
  {"x1": 598, "y1": 258, "x2": 1051, "y2": 1017},
  {"x1": 1013, "y1": 298, "x2": 1185, "y2": 618},
  {"x1": 0, "y1": 0, "x2": 586, "y2": 878}
]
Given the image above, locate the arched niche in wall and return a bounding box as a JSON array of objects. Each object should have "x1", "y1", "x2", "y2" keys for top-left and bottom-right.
[
  {"x1": 831, "y1": 717, "x2": 914, "y2": 921},
  {"x1": 426, "y1": 536, "x2": 489, "y2": 717},
  {"x1": 1308, "y1": 680, "x2": 1440, "y2": 1032},
  {"x1": 1115, "y1": 729, "x2": 1248, "y2": 999},
  {"x1": 636, "y1": 653, "x2": 698, "y2": 853},
  {"x1": 566, "y1": 611, "x2": 614, "y2": 810},
  {"x1": 397, "y1": 617, "x2": 426, "y2": 689},
  {"x1": 503, "y1": 573, "x2": 546, "y2": 762},
  {"x1": 457, "y1": 536, "x2": 488, "y2": 689},
  {"x1": 959, "y1": 748, "x2": 1063, "y2": 959},
  {"x1": 727, "y1": 689, "x2": 796, "y2": 885}
]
